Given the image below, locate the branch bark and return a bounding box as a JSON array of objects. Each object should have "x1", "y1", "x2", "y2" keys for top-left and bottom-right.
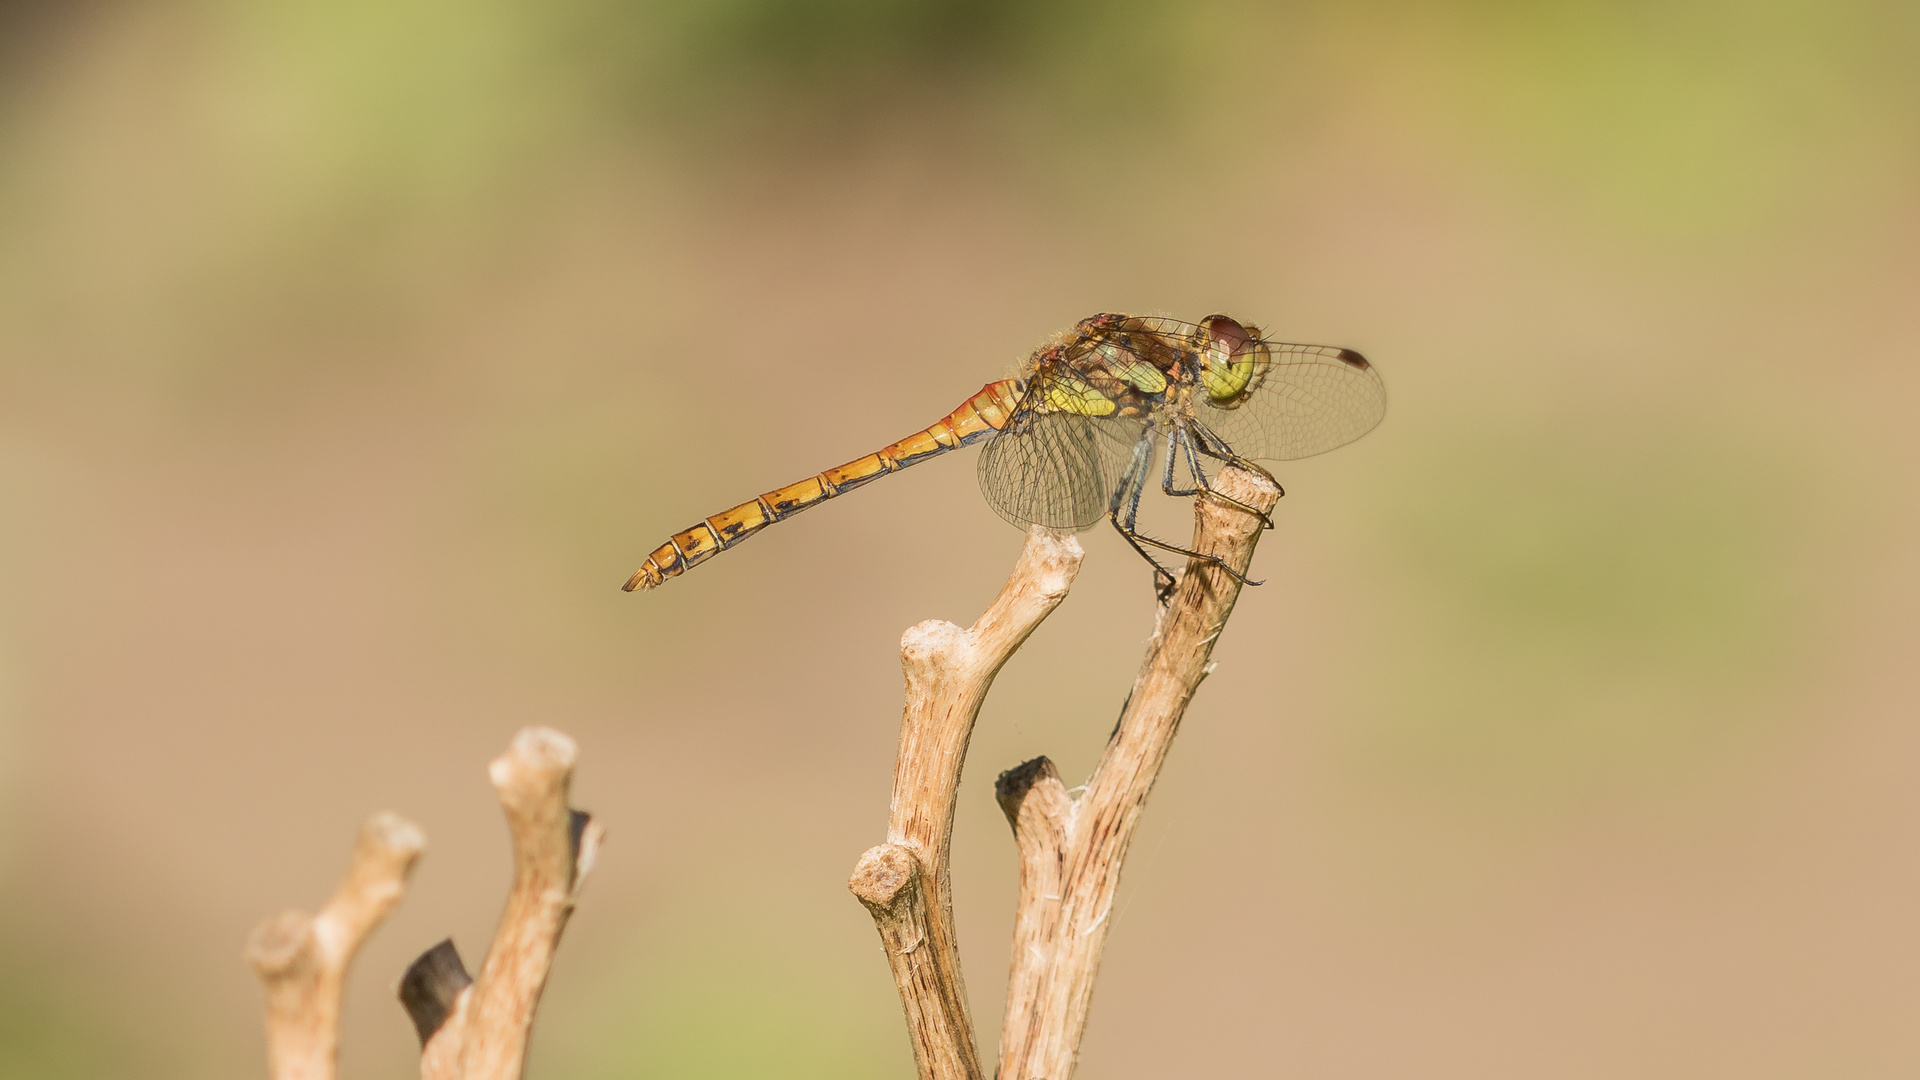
[
  {"x1": 245, "y1": 811, "x2": 426, "y2": 1080},
  {"x1": 850, "y1": 526, "x2": 1085, "y2": 1080},
  {"x1": 995, "y1": 465, "x2": 1281, "y2": 1080}
]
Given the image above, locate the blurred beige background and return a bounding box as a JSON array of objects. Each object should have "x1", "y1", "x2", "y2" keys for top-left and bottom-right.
[{"x1": 1, "y1": 0, "x2": 1917, "y2": 1076}]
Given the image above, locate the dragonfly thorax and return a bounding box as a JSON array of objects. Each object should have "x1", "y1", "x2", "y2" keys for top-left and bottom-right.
[{"x1": 1023, "y1": 314, "x2": 1268, "y2": 421}]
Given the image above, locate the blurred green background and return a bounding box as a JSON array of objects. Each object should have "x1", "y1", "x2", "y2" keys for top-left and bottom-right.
[{"x1": 1, "y1": 0, "x2": 1916, "y2": 1076}]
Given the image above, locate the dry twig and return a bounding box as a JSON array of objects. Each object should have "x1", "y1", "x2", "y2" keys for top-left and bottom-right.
[
  {"x1": 850, "y1": 527, "x2": 1085, "y2": 1080},
  {"x1": 399, "y1": 726, "x2": 605, "y2": 1080},
  {"x1": 995, "y1": 469, "x2": 1277, "y2": 1079},
  {"x1": 245, "y1": 811, "x2": 426, "y2": 1080},
  {"x1": 851, "y1": 466, "x2": 1280, "y2": 1080},
  {"x1": 248, "y1": 727, "x2": 602, "y2": 1080}
]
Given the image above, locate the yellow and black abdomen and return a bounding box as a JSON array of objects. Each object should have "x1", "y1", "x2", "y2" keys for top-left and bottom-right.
[{"x1": 624, "y1": 379, "x2": 1022, "y2": 591}]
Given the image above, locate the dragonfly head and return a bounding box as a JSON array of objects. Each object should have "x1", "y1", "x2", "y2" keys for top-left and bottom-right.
[{"x1": 1197, "y1": 314, "x2": 1270, "y2": 406}]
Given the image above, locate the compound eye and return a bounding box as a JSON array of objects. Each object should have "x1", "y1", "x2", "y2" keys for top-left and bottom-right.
[
  {"x1": 1197, "y1": 314, "x2": 1264, "y2": 403},
  {"x1": 1201, "y1": 315, "x2": 1252, "y2": 355}
]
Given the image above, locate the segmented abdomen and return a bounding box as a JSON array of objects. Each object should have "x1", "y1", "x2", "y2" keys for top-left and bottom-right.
[{"x1": 623, "y1": 379, "x2": 1023, "y2": 591}]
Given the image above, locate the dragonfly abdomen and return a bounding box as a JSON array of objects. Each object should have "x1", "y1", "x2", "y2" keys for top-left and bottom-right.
[{"x1": 624, "y1": 379, "x2": 1022, "y2": 591}]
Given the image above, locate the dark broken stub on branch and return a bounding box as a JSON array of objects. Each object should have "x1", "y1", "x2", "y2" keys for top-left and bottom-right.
[
  {"x1": 399, "y1": 939, "x2": 473, "y2": 1046},
  {"x1": 849, "y1": 465, "x2": 1282, "y2": 1080},
  {"x1": 993, "y1": 757, "x2": 1057, "y2": 808},
  {"x1": 245, "y1": 727, "x2": 604, "y2": 1080}
]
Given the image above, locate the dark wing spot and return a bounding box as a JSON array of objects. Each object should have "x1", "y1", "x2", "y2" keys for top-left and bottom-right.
[{"x1": 1336, "y1": 348, "x2": 1370, "y2": 369}]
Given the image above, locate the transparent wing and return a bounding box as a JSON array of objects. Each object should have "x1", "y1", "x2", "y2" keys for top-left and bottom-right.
[
  {"x1": 977, "y1": 380, "x2": 1146, "y2": 532},
  {"x1": 1194, "y1": 342, "x2": 1387, "y2": 462}
]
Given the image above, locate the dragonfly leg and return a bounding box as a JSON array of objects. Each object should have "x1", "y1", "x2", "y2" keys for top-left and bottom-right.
[
  {"x1": 1159, "y1": 427, "x2": 1205, "y2": 498},
  {"x1": 1109, "y1": 516, "x2": 1180, "y2": 600},
  {"x1": 1198, "y1": 482, "x2": 1275, "y2": 529},
  {"x1": 1124, "y1": 453, "x2": 1152, "y2": 532},
  {"x1": 1111, "y1": 431, "x2": 1155, "y2": 530},
  {"x1": 1117, "y1": 524, "x2": 1264, "y2": 590},
  {"x1": 1189, "y1": 425, "x2": 1283, "y2": 491},
  {"x1": 1186, "y1": 426, "x2": 1281, "y2": 529},
  {"x1": 1110, "y1": 429, "x2": 1262, "y2": 597},
  {"x1": 1110, "y1": 437, "x2": 1180, "y2": 598}
]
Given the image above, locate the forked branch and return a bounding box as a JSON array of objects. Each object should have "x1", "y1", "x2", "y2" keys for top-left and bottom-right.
[
  {"x1": 996, "y1": 466, "x2": 1279, "y2": 1080},
  {"x1": 248, "y1": 728, "x2": 604, "y2": 1080},
  {"x1": 850, "y1": 467, "x2": 1279, "y2": 1080},
  {"x1": 401, "y1": 726, "x2": 605, "y2": 1080},
  {"x1": 849, "y1": 527, "x2": 1085, "y2": 1080}
]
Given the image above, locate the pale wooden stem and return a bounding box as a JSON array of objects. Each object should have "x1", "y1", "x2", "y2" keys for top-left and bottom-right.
[
  {"x1": 849, "y1": 843, "x2": 970, "y2": 1077},
  {"x1": 399, "y1": 726, "x2": 605, "y2": 1080},
  {"x1": 994, "y1": 755, "x2": 1073, "y2": 1070},
  {"x1": 245, "y1": 811, "x2": 427, "y2": 1080},
  {"x1": 996, "y1": 465, "x2": 1281, "y2": 1080},
  {"x1": 850, "y1": 527, "x2": 1085, "y2": 1080}
]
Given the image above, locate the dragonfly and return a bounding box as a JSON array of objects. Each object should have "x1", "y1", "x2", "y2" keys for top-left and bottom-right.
[{"x1": 624, "y1": 313, "x2": 1385, "y2": 597}]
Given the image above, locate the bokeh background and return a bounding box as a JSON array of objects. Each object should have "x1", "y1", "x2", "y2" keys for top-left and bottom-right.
[{"x1": 2, "y1": 0, "x2": 1917, "y2": 1076}]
